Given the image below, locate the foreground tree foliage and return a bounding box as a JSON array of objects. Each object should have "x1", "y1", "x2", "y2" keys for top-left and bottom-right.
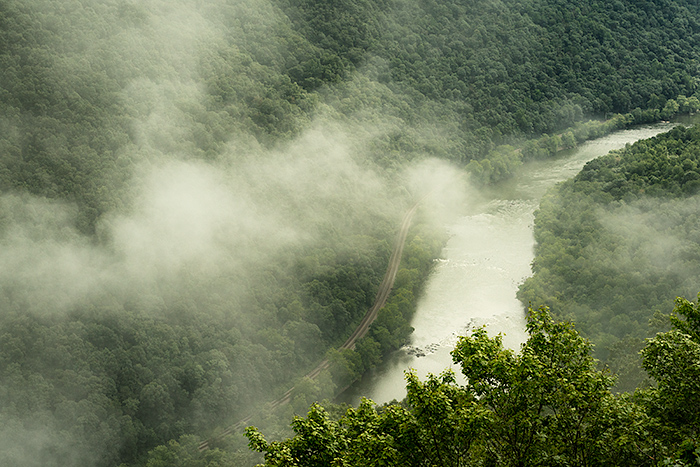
[
  {"x1": 247, "y1": 306, "x2": 700, "y2": 466},
  {"x1": 642, "y1": 296, "x2": 700, "y2": 463}
]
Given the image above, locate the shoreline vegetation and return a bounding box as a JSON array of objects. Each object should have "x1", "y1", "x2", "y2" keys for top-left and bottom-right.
[
  {"x1": 467, "y1": 104, "x2": 699, "y2": 185},
  {"x1": 197, "y1": 199, "x2": 442, "y2": 451}
]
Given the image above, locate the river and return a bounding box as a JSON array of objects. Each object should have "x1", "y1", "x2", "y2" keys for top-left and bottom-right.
[{"x1": 338, "y1": 121, "x2": 682, "y2": 405}]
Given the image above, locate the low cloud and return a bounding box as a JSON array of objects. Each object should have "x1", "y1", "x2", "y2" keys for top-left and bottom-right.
[
  {"x1": 0, "y1": 119, "x2": 423, "y2": 317},
  {"x1": 597, "y1": 196, "x2": 700, "y2": 292}
]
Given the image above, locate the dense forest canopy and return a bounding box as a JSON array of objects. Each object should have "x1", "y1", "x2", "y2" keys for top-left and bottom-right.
[{"x1": 1, "y1": 0, "x2": 700, "y2": 465}]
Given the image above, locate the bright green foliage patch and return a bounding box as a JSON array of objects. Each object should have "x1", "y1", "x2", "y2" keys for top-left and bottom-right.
[{"x1": 248, "y1": 306, "x2": 700, "y2": 466}]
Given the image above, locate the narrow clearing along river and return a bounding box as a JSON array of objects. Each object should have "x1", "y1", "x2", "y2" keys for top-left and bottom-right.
[{"x1": 339, "y1": 121, "x2": 679, "y2": 405}]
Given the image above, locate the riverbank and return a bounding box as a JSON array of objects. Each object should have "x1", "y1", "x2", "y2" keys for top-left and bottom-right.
[
  {"x1": 339, "y1": 120, "x2": 687, "y2": 405},
  {"x1": 468, "y1": 108, "x2": 698, "y2": 185}
]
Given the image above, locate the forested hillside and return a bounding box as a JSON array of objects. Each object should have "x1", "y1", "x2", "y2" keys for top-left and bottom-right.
[{"x1": 2, "y1": 0, "x2": 700, "y2": 465}]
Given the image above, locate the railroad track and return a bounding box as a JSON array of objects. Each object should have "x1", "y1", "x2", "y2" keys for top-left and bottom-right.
[{"x1": 199, "y1": 200, "x2": 422, "y2": 451}]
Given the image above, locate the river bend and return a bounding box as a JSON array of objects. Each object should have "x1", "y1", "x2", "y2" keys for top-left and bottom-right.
[{"x1": 340, "y1": 122, "x2": 680, "y2": 405}]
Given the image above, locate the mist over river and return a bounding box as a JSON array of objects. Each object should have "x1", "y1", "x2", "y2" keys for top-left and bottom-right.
[{"x1": 339, "y1": 121, "x2": 682, "y2": 405}]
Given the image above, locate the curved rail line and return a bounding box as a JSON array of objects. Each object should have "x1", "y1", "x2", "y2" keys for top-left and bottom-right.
[{"x1": 199, "y1": 200, "x2": 423, "y2": 451}]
